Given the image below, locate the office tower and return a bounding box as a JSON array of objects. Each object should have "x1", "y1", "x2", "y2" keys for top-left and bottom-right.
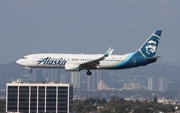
[
  {"x1": 97, "y1": 70, "x2": 101, "y2": 82},
  {"x1": 148, "y1": 77, "x2": 157, "y2": 91},
  {"x1": 33, "y1": 69, "x2": 44, "y2": 81},
  {"x1": 48, "y1": 69, "x2": 56, "y2": 82},
  {"x1": 86, "y1": 71, "x2": 98, "y2": 91},
  {"x1": 159, "y1": 78, "x2": 167, "y2": 92},
  {"x1": 98, "y1": 80, "x2": 109, "y2": 90},
  {"x1": 55, "y1": 69, "x2": 61, "y2": 82},
  {"x1": 61, "y1": 74, "x2": 67, "y2": 83},
  {"x1": 71, "y1": 72, "x2": 80, "y2": 89},
  {"x1": 87, "y1": 75, "x2": 91, "y2": 91},
  {"x1": 6, "y1": 79, "x2": 73, "y2": 113}
]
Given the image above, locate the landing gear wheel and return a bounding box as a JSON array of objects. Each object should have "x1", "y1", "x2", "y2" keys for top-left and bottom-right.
[
  {"x1": 87, "y1": 70, "x2": 92, "y2": 76},
  {"x1": 30, "y1": 69, "x2": 33, "y2": 74}
]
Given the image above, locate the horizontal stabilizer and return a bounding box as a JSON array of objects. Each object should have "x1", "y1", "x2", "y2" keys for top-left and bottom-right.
[{"x1": 144, "y1": 56, "x2": 161, "y2": 60}]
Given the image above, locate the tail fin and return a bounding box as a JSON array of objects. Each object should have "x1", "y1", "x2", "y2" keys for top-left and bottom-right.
[{"x1": 138, "y1": 30, "x2": 162, "y2": 57}]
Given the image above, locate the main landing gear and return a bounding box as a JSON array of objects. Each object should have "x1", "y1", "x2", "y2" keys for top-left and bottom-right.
[{"x1": 87, "y1": 70, "x2": 92, "y2": 76}]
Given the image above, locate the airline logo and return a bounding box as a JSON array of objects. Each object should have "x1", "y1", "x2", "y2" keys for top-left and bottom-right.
[
  {"x1": 145, "y1": 40, "x2": 157, "y2": 55},
  {"x1": 37, "y1": 57, "x2": 67, "y2": 66}
]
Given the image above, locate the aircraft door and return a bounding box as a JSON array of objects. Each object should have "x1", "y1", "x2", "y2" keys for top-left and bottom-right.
[{"x1": 33, "y1": 55, "x2": 40, "y2": 64}]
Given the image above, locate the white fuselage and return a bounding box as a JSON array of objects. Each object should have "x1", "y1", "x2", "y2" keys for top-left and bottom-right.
[{"x1": 16, "y1": 53, "x2": 130, "y2": 70}]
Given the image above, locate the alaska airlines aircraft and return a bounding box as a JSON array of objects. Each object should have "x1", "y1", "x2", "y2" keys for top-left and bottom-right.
[{"x1": 16, "y1": 30, "x2": 162, "y2": 75}]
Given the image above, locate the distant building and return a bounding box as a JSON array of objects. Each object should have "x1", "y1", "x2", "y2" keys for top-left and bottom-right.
[
  {"x1": 159, "y1": 78, "x2": 167, "y2": 92},
  {"x1": 92, "y1": 71, "x2": 96, "y2": 90},
  {"x1": 61, "y1": 73, "x2": 67, "y2": 83},
  {"x1": 87, "y1": 76, "x2": 91, "y2": 91},
  {"x1": 124, "y1": 83, "x2": 132, "y2": 90},
  {"x1": 87, "y1": 71, "x2": 96, "y2": 91},
  {"x1": 98, "y1": 80, "x2": 109, "y2": 90},
  {"x1": 158, "y1": 97, "x2": 176, "y2": 105},
  {"x1": 97, "y1": 70, "x2": 101, "y2": 82},
  {"x1": 124, "y1": 83, "x2": 141, "y2": 90},
  {"x1": 148, "y1": 77, "x2": 157, "y2": 91},
  {"x1": 54, "y1": 69, "x2": 61, "y2": 82},
  {"x1": 132, "y1": 83, "x2": 141, "y2": 90},
  {"x1": 71, "y1": 72, "x2": 80, "y2": 89},
  {"x1": 48, "y1": 69, "x2": 56, "y2": 82},
  {"x1": 6, "y1": 79, "x2": 73, "y2": 113},
  {"x1": 33, "y1": 69, "x2": 44, "y2": 81}
]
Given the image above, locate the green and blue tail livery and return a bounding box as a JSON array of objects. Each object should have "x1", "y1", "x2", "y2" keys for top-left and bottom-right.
[
  {"x1": 107, "y1": 30, "x2": 162, "y2": 69},
  {"x1": 138, "y1": 30, "x2": 162, "y2": 58}
]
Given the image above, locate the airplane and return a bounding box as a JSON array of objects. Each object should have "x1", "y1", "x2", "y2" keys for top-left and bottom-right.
[{"x1": 16, "y1": 30, "x2": 162, "y2": 75}]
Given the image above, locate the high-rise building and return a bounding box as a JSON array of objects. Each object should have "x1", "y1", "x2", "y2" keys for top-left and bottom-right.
[
  {"x1": 6, "y1": 79, "x2": 73, "y2": 113},
  {"x1": 124, "y1": 83, "x2": 132, "y2": 90},
  {"x1": 148, "y1": 77, "x2": 157, "y2": 91},
  {"x1": 80, "y1": 71, "x2": 87, "y2": 90},
  {"x1": 132, "y1": 83, "x2": 141, "y2": 90},
  {"x1": 98, "y1": 80, "x2": 109, "y2": 90},
  {"x1": 33, "y1": 69, "x2": 44, "y2": 81},
  {"x1": 87, "y1": 76, "x2": 91, "y2": 91},
  {"x1": 97, "y1": 70, "x2": 101, "y2": 83},
  {"x1": 159, "y1": 78, "x2": 167, "y2": 92},
  {"x1": 48, "y1": 69, "x2": 56, "y2": 82},
  {"x1": 61, "y1": 74, "x2": 67, "y2": 83},
  {"x1": 71, "y1": 72, "x2": 80, "y2": 89},
  {"x1": 124, "y1": 83, "x2": 141, "y2": 90},
  {"x1": 87, "y1": 71, "x2": 98, "y2": 91},
  {"x1": 43, "y1": 69, "x2": 55, "y2": 82},
  {"x1": 55, "y1": 69, "x2": 61, "y2": 82}
]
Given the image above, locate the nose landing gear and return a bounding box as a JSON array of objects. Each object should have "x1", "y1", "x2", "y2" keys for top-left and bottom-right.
[{"x1": 30, "y1": 69, "x2": 33, "y2": 74}]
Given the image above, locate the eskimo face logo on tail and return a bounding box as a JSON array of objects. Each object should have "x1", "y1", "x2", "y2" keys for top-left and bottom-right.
[
  {"x1": 145, "y1": 40, "x2": 157, "y2": 54},
  {"x1": 140, "y1": 38, "x2": 159, "y2": 57},
  {"x1": 37, "y1": 57, "x2": 67, "y2": 66}
]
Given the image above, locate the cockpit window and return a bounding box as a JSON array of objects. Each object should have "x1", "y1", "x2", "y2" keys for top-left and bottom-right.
[{"x1": 22, "y1": 56, "x2": 28, "y2": 59}]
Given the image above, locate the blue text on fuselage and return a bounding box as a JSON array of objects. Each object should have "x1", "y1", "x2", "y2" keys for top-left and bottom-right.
[{"x1": 37, "y1": 57, "x2": 67, "y2": 66}]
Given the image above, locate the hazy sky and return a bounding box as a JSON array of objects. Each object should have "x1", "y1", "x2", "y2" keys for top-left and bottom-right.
[{"x1": 0, "y1": 0, "x2": 180, "y2": 64}]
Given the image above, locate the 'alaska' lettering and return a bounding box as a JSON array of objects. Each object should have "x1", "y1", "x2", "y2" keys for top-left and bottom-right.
[{"x1": 37, "y1": 57, "x2": 67, "y2": 66}]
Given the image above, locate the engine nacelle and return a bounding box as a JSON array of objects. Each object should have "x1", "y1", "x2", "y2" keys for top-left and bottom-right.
[{"x1": 65, "y1": 63, "x2": 80, "y2": 71}]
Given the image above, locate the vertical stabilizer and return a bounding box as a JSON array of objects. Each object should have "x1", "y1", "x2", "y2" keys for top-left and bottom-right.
[{"x1": 138, "y1": 30, "x2": 162, "y2": 57}]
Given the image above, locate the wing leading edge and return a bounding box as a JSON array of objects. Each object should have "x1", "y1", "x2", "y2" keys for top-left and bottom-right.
[{"x1": 80, "y1": 47, "x2": 112, "y2": 69}]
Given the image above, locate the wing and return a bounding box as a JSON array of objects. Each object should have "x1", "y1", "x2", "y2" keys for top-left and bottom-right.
[{"x1": 80, "y1": 47, "x2": 112, "y2": 69}]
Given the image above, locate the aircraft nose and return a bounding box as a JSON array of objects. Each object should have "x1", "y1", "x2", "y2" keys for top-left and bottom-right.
[{"x1": 16, "y1": 59, "x2": 23, "y2": 65}]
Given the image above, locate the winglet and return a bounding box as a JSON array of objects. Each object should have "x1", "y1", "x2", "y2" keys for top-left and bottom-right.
[
  {"x1": 109, "y1": 49, "x2": 114, "y2": 55},
  {"x1": 104, "y1": 47, "x2": 112, "y2": 57}
]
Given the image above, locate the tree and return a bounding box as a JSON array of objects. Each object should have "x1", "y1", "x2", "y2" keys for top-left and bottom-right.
[
  {"x1": 108, "y1": 96, "x2": 119, "y2": 107},
  {"x1": 0, "y1": 99, "x2": 5, "y2": 112},
  {"x1": 81, "y1": 104, "x2": 97, "y2": 113},
  {"x1": 73, "y1": 97, "x2": 177, "y2": 113},
  {"x1": 73, "y1": 103, "x2": 84, "y2": 113},
  {"x1": 153, "y1": 95, "x2": 158, "y2": 104},
  {"x1": 99, "y1": 108, "x2": 111, "y2": 113},
  {"x1": 100, "y1": 98, "x2": 107, "y2": 106}
]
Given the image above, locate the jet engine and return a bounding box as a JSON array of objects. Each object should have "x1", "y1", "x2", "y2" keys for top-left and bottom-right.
[{"x1": 65, "y1": 63, "x2": 80, "y2": 71}]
